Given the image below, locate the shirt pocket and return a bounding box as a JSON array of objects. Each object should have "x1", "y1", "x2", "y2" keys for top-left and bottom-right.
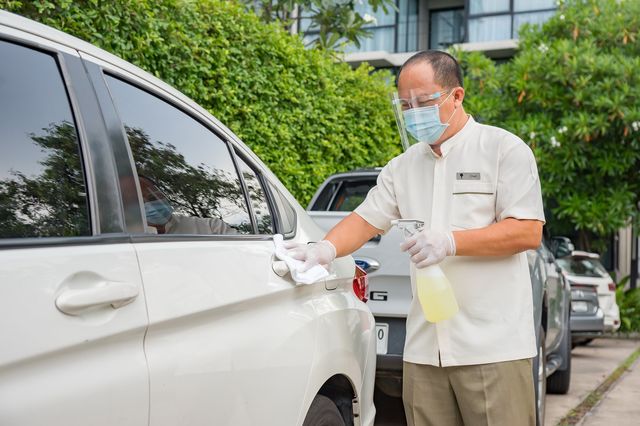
[{"x1": 451, "y1": 182, "x2": 496, "y2": 229}]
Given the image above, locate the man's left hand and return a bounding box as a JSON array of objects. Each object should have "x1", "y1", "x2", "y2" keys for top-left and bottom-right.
[{"x1": 400, "y1": 229, "x2": 456, "y2": 268}]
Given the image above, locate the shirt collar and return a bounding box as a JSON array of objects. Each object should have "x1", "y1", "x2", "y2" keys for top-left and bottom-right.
[{"x1": 423, "y1": 115, "x2": 475, "y2": 158}]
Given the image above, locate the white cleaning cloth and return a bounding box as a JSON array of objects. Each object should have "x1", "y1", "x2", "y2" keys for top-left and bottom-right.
[{"x1": 273, "y1": 234, "x2": 329, "y2": 285}]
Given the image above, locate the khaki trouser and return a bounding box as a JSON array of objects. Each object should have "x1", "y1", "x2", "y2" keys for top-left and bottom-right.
[{"x1": 403, "y1": 358, "x2": 535, "y2": 426}]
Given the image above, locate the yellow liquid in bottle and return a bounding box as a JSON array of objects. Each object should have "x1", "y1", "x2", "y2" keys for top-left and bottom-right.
[{"x1": 415, "y1": 269, "x2": 459, "y2": 323}]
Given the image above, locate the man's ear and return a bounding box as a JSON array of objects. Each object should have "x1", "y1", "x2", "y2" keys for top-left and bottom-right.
[{"x1": 454, "y1": 87, "x2": 465, "y2": 107}]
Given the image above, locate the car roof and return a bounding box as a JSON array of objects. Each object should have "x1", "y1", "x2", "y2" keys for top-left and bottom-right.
[
  {"x1": 568, "y1": 251, "x2": 600, "y2": 259},
  {"x1": 324, "y1": 168, "x2": 383, "y2": 180}
]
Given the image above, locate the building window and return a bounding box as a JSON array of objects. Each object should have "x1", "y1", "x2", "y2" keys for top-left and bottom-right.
[
  {"x1": 299, "y1": 0, "x2": 418, "y2": 54},
  {"x1": 429, "y1": 8, "x2": 465, "y2": 50},
  {"x1": 467, "y1": 0, "x2": 556, "y2": 43}
]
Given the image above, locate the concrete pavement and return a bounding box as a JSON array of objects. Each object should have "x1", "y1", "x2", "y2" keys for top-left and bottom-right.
[
  {"x1": 545, "y1": 338, "x2": 640, "y2": 426},
  {"x1": 579, "y1": 352, "x2": 640, "y2": 425}
]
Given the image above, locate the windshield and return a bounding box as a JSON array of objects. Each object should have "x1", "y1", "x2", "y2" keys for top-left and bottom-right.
[{"x1": 557, "y1": 257, "x2": 608, "y2": 278}]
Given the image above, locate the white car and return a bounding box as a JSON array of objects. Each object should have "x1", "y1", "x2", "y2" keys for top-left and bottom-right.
[
  {"x1": 557, "y1": 251, "x2": 621, "y2": 332},
  {"x1": 0, "y1": 11, "x2": 376, "y2": 426}
]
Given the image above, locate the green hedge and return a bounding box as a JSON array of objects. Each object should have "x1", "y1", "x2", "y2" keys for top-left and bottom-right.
[{"x1": 1, "y1": 0, "x2": 400, "y2": 205}]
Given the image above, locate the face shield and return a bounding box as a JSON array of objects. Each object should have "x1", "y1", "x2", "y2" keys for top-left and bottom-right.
[{"x1": 391, "y1": 89, "x2": 455, "y2": 150}]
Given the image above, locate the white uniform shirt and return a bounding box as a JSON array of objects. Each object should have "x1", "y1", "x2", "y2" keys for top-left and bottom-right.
[{"x1": 354, "y1": 116, "x2": 545, "y2": 367}]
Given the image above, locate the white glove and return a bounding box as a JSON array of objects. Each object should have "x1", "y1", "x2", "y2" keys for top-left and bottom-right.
[
  {"x1": 284, "y1": 240, "x2": 337, "y2": 273},
  {"x1": 400, "y1": 229, "x2": 456, "y2": 268}
]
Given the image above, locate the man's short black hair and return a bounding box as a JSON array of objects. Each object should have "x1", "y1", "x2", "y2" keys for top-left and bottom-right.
[{"x1": 396, "y1": 50, "x2": 464, "y2": 89}]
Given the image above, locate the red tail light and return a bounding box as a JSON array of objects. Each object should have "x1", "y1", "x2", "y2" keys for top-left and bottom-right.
[
  {"x1": 608, "y1": 282, "x2": 616, "y2": 292},
  {"x1": 353, "y1": 265, "x2": 369, "y2": 303}
]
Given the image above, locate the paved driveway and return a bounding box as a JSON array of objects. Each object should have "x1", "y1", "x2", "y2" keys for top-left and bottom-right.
[{"x1": 545, "y1": 338, "x2": 640, "y2": 425}]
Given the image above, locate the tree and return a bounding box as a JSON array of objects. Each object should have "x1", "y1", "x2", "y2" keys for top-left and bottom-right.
[
  {"x1": 0, "y1": 122, "x2": 90, "y2": 238},
  {"x1": 508, "y1": 0, "x2": 639, "y2": 250},
  {"x1": 242, "y1": 0, "x2": 396, "y2": 51},
  {"x1": 1, "y1": 0, "x2": 400, "y2": 206},
  {"x1": 125, "y1": 126, "x2": 248, "y2": 222},
  {"x1": 456, "y1": 0, "x2": 640, "y2": 250}
]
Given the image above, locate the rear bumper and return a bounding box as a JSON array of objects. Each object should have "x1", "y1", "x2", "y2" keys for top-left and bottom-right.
[
  {"x1": 374, "y1": 317, "x2": 406, "y2": 398},
  {"x1": 571, "y1": 308, "x2": 604, "y2": 333},
  {"x1": 376, "y1": 354, "x2": 403, "y2": 374},
  {"x1": 603, "y1": 304, "x2": 621, "y2": 332}
]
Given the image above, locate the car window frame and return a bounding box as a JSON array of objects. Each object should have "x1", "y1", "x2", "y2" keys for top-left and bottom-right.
[
  {"x1": 0, "y1": 31, "x2": 129, "y2": 249},
  {"x1": 263, "y1": 180, "x2": 297, "y2": 239},
  {"x1": 328, "y1": 178, "x2": 377, "y2": 212},
  {"x1": 92, "y1": 62, "x2": 275, "y2": 242},
  {"x1": 315, "y1": 175, "x2": 378, "y2": 212},
  {"x1": 232, "y1": 150, "x2": 280, "y2": 236}
]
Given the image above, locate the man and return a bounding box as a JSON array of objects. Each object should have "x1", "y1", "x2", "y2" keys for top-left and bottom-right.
[
  {"x1": 288, "y1": 51, "x2": 545, "y2": 425},
  {"x1": 138, "y1": 175, "x2": 237, "y2": 235}
]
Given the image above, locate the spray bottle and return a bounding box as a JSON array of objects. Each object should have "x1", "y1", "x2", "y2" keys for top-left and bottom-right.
[{"x1": 391, "y1": 219, "x2": 459, "y2": 323}]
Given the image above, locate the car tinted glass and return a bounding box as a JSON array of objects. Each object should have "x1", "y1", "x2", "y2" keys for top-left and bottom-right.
[
  {"x1": 235, "y1": 155, "x2": 274, "y2": 234},
  {"x1": 267, "y1": 182, "x2": 296, "y2": 236},
  {"x1": 557, "y1": 257, "x2": 608, "y2": 278},
  {"x1": 105, "y1": 75, "x2": 251, "y2": 235},
  {"x1": 0, "y1": 40, "x2": 90, "y2": 238},
  {"x1": 329, "y1": 179, "x2": 376, "y2": 212},
  {"x1": 310, "y1": 180, "x2": 340, "y2": 211}
]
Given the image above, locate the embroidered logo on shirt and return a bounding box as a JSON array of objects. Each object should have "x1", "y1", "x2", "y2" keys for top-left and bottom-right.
[{"x1": 456, "y1": 172, "x2": 481, "y2": 180}]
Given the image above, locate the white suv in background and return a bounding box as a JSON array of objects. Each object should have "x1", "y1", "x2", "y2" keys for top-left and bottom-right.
[
  {"x1": 557, "y1": 251, "x2": 621, "y2": 332},
  {"x1": 0, "y1": 11, "x2": 376, "y2": 426}
]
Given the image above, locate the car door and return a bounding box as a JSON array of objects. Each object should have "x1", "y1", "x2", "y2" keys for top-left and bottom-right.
[
  {"x1": 0, "y1": 34, "x2": 148, "y2": 425},
  {"x1": 98, "y1": 68, "x2": 323, "y2": 425},
  {"x1": 541, "y1": 244, "x2": 564, "y2": 346}
]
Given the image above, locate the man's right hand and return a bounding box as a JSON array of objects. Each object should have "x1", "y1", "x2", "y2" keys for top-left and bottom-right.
[{"x1": 284, "y1": 240, "x2": 337, "y2": 272}]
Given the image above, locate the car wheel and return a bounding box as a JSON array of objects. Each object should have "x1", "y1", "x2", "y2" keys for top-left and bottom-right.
[
  {"x1": 533, "y1": 327, "x2": 547, "y2": 426},
  {"x1": 302, "y1": 395, "x2": 346, "y2": 426},
  {"x1": 548, "y1": 323, "x2": 572, "y2": 394}
]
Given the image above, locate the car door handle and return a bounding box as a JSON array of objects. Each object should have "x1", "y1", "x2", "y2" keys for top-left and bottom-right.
[
  {"x1": 56, "y1": 281, "x2": 139, "y2": 315},
  {"x1": 272, "y1": 260, "x2": 290, "y2": 277}
]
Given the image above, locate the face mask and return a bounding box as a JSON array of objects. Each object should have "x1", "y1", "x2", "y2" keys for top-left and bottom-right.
[
  {"x1": 144, "y1": 199, "x2": 174, "y2": 225},
  {"x1": 403, "y1": 92, "x2": 457, "y2": 145}
]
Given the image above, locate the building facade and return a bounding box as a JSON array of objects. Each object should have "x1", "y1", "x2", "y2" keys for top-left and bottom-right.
[{"x1": 303, "y1": 0, "x2": 558, "y2": 67}]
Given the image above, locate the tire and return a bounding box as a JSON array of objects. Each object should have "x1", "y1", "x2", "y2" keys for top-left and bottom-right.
[
  {"x1": 547, "y1": 321, "x2": 572, "y2": 394},
  {"x1": 302, "y1": 395, "x2": 346, "y2": 426},
  {"x1": 533, "y1": 327, "x2": 547, "y2": 426}
]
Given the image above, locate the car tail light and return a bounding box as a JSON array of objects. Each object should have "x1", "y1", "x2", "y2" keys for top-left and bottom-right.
[
  {"x1": 608, "y1": 282, "x2": 616, "y2": 292},
  {"x1": 353, "y1": 265, "x2": 369, "y2": 303}
]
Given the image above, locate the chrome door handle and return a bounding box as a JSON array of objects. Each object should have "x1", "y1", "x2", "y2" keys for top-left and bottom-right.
[
  {"x1": 272, "y1": 260, "x2": 290, "y2": 277},
  {"x1": 56, "y1": 282, "x2": 139, "y2": 315}
]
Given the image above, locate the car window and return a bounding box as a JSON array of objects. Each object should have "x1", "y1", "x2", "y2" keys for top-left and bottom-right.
[
  {"x1": 557, "y1": 257, "x2": 608, "y2": 278},
  {"x1": 235, "y1": 155, "x2": 274, "y2": 234},
  {"x1": 267, "y1": 182, "x2": 296, "y2": 237},
  {"x1": 0, "y1": 40, "x2": 90, "y2": 239},
  {"x1": 105, "y1": 75, "x2": 251, "y2": 235},
  {"x1": 329, "y1": 179, "x2": 376, "y2": 212},
  {"x1": 310, "y1": 180, "x2": 340, "y2": 211}
]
